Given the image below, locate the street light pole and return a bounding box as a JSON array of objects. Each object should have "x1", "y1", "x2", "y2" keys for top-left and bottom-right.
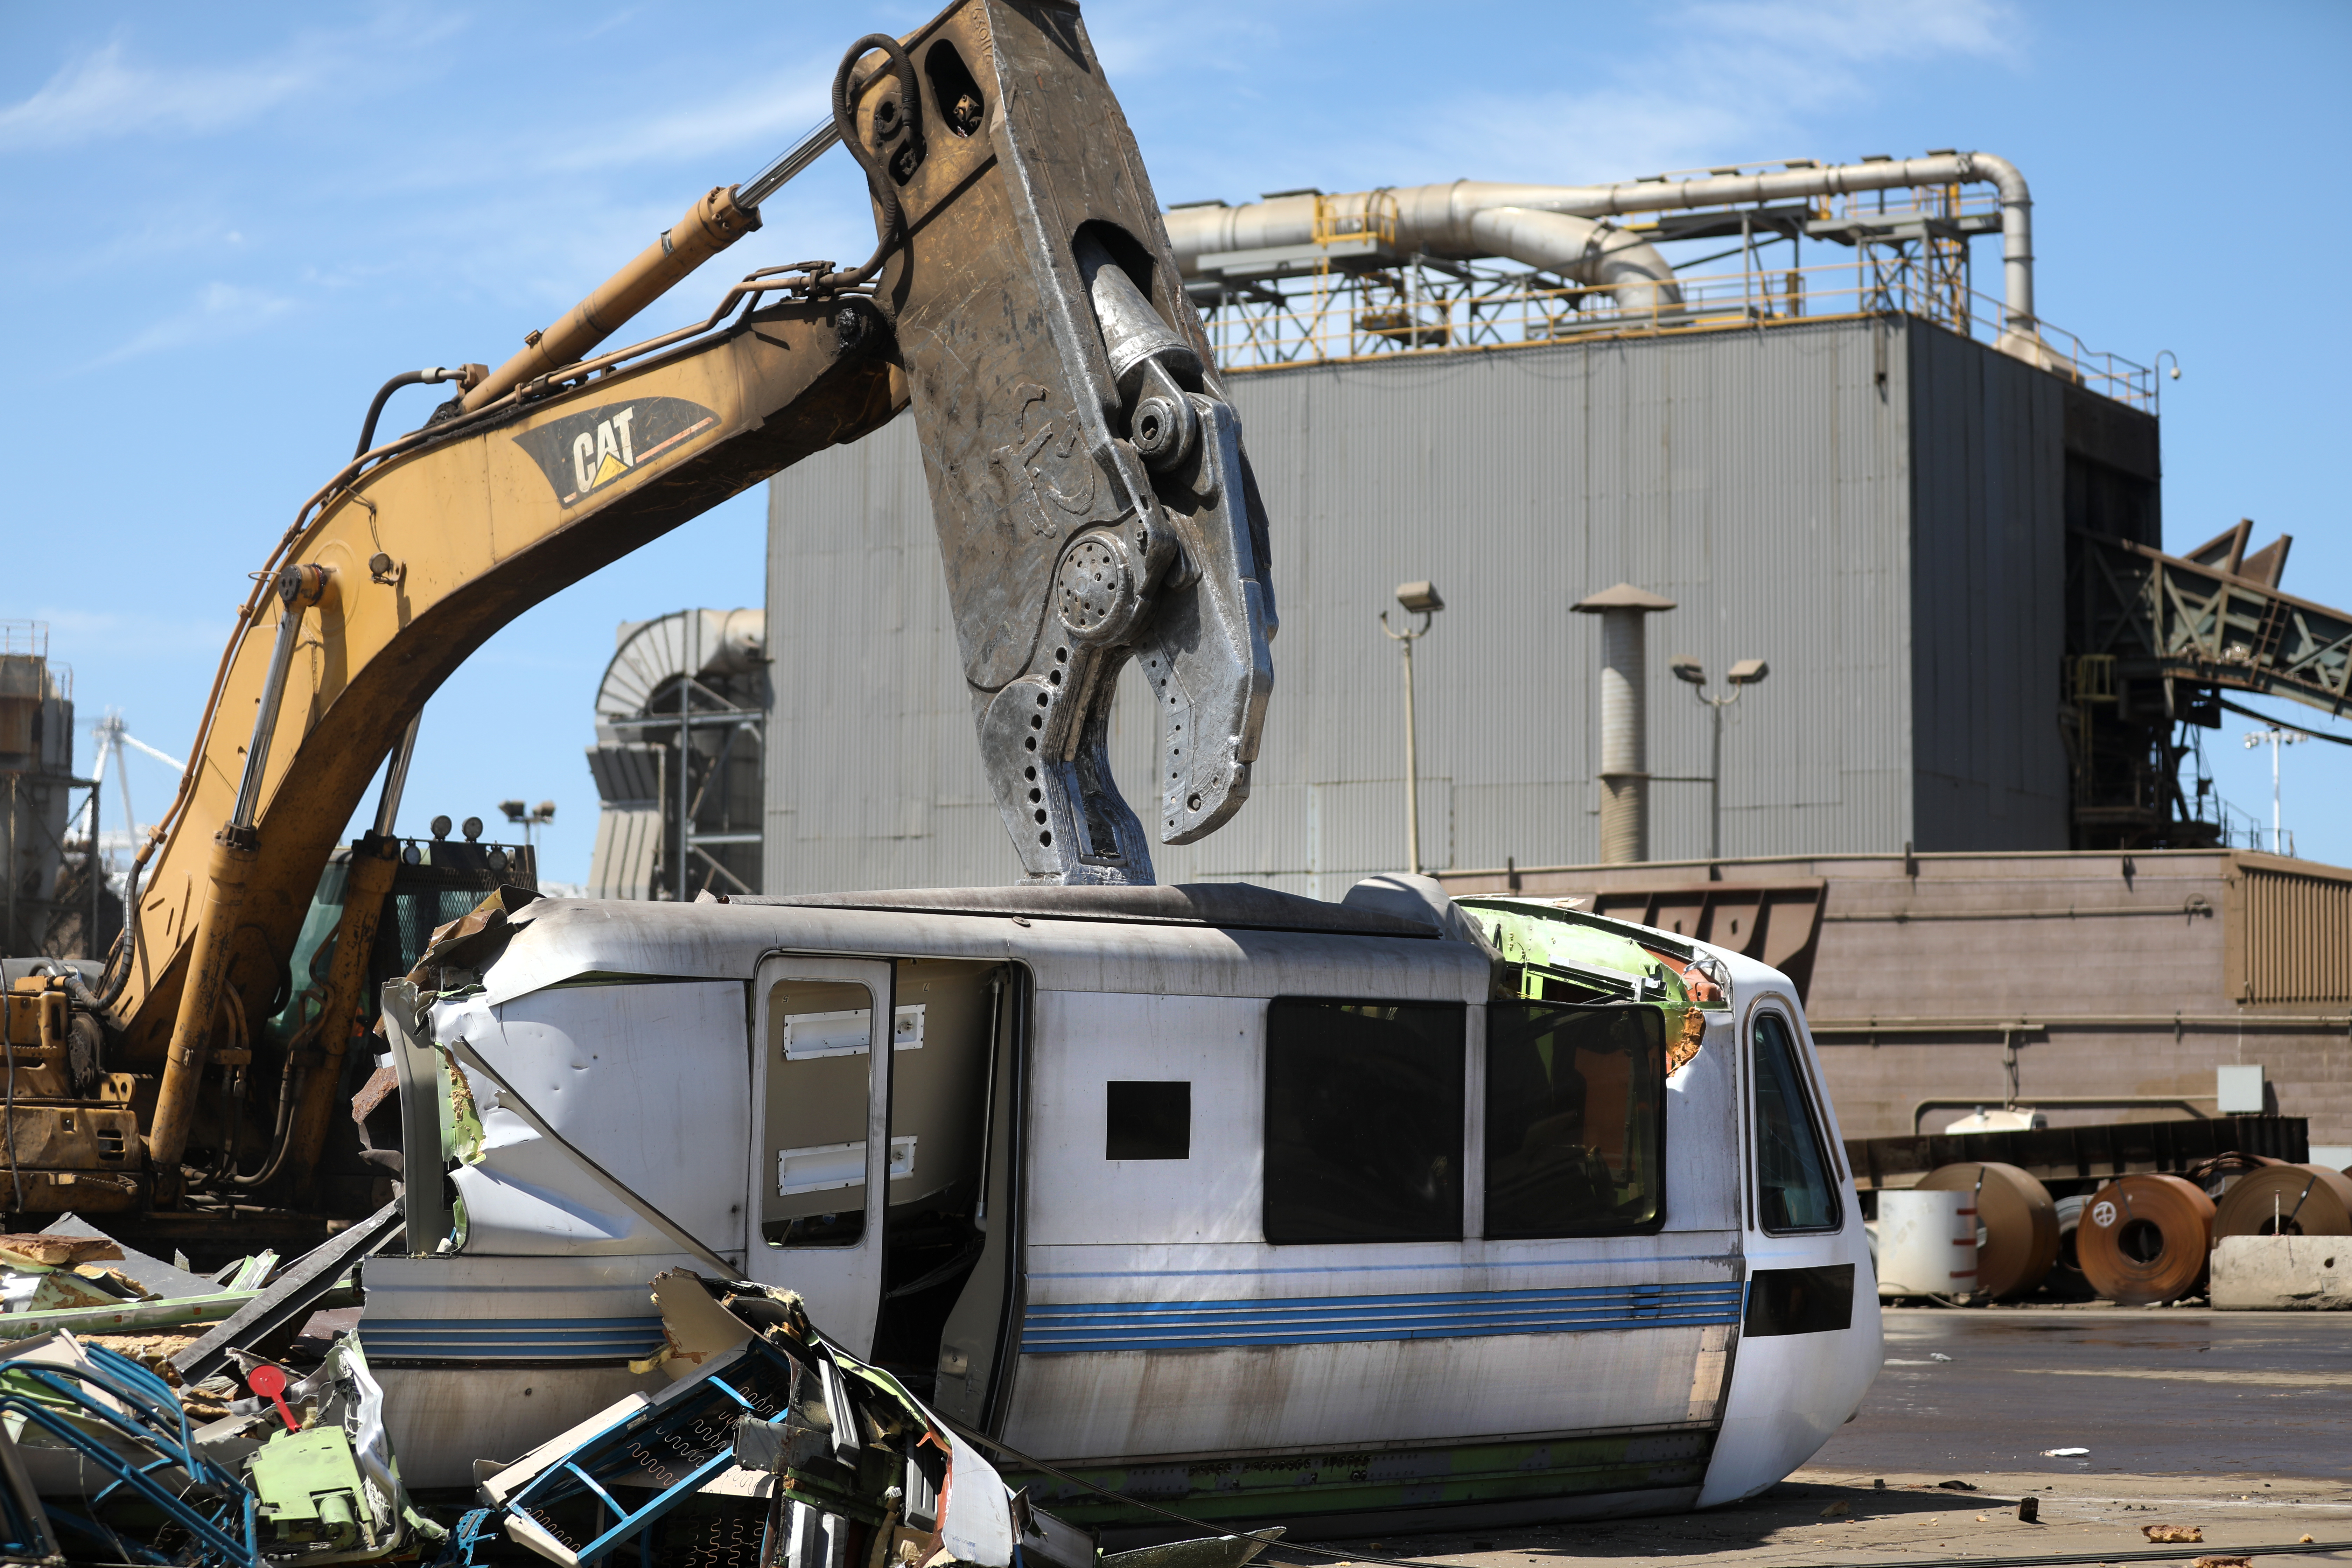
[
  {"x1": 2241, "y1": 725, "x2": 2306, "y2": 855},
  {"x1": 1380, "y1": 581, "x2": 1444, "y2": 875},
  {"x1": 1671, "y1": 654, "x2": 1770, "y2": 860}
]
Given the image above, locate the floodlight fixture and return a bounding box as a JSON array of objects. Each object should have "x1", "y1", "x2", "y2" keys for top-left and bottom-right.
[{"x1": 1394, "y1": 581, "x2": 1444, "y2": 615}]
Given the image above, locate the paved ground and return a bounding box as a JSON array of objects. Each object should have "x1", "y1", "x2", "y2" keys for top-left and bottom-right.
[
  {"x1": 1295, "y1": 1307, "x2": 2352, "y2": 1568},
  {"x1": 1828, "y1": 1306, "x2": 2352, "y2": 1480}
]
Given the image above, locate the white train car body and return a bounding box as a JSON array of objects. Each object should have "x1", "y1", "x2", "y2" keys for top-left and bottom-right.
[{"x1": 364, "y1": 877, "x2": 1877, "y2": 1531}]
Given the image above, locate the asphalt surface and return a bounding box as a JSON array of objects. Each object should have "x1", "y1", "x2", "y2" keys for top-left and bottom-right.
[
  {"x1": 1819, "y1": 1306, "x2": 2352, "y2": 1481},
  {"x1": 1298, "y1": 1306, "x2": 2352, "y2": 1568}
]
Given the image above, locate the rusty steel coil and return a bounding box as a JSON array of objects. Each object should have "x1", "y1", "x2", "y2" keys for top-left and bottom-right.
[
  {"x1": 2214, "y1": 1163, "x2": 2352, "y2": 1239},
  {"x1": 2077, "y1": 1174, "x2": 2214, "y2": 1305},
  {"x1": 1919, "y1": 1161, "x2": 2059, "y2": 1298}
]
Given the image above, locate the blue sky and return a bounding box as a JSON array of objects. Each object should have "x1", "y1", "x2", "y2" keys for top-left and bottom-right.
[{"x1": 6, "y1": 0, "x2": 2348, "y2": 882}]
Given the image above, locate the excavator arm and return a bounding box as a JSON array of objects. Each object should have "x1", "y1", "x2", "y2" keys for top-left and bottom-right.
[{"x1": 65, "y1": 0, "x2": 1274, "y2": 1213}]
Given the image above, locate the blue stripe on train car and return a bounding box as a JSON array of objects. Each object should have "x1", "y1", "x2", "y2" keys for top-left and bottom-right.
[
  {"x1": 1022, "y1": 1282, "x2": 1743, "y2": 1353},
  {"x1": 357, "y1": 1316, "x2": 667, "y2": 1360}
]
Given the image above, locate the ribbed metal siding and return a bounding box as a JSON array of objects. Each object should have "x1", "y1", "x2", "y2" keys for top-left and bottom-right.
[
  {"x1": 1905, "y1": 318, "x2": 2071, "y2": 849},
  {"x1": 2243, "y1": 868, "x2": 2352, "y2": 1003},
  {"x1": 765, "y1": 317, "x2": 2056, "y2": 896},
  {"x1": 765, "y1": 414, "x2": 1021, "y2": 891}
]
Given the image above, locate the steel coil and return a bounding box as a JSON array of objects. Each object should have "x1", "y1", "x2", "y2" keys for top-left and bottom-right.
[
  {"x1": 2077, "y1": 1173, "x2": 2214, "y2": 1305},
  {"x1": 1919, "y1": 1161, "x2": 2059, "y2": 1298},
  {"x1": 2213, "y1": 1163, "x2": 2352, "y2": 1239}
]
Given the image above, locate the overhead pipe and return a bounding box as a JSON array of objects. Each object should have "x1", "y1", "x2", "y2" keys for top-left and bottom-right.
[
  {"x1": 1167, "y1": 152, "x2": 2041, "y2": 357},
  {"x1": 1169, "y1": 188, "x2": 1682, "y2": 313}
]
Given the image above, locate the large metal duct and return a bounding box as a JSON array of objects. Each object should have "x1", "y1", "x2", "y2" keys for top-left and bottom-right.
[
  {"x1": 1573, "y1": 585, "x2": 1675, "y2": 865},
  {"x1": 1167, "y1": 151, "x2": 2041, "y2": 357},
  {"x1": 1168, "y1": 189, "x2": 1682, "y2": 313},
  {"x1": 586, "y1": 608, "x2": 766, "y2": 900}
]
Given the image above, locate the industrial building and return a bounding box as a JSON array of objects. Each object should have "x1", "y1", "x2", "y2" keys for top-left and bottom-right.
[
  {"x1": 0, "y1": 623, "x2": 100, "y2": 959},
  {"x1": 761, "y1": 156, "x2": 2187, "y2": 895},
  {"x1": 734, "y1": 153, "x2": 2352, "y2": 1148}
]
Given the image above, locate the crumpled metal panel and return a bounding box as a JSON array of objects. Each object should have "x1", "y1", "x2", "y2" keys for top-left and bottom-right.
[{"x1": 437, "y1": 982, "x2": 750, "y2": 1257}]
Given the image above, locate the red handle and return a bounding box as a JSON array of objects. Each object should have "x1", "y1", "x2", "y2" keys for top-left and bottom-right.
[{"x1": 246, "y1": 1364, "x2": 298, "y2": 1433}]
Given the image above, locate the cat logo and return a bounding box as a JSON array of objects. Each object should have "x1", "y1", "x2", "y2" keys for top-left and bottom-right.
[
  {"x1": 982, "y1": 380, "x2": 1097, "y2": 538},
  {"x1": 512, "y1": 396, "x2": 719, "y2": 508}
]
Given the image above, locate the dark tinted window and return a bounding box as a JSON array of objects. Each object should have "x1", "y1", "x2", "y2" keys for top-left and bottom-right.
[
  {"x1": 1106, "y1": 1081, "x2": 1190, "y2": 1160},
  {"x1": 1485, "y1": 1003, "x2": 1665, "y2": 1238},
  {"x1": 1751, "y1": 1011, "x2": 1839, "y2": 1232},
  {"x1": 1264, "y1": 1000, "x2": 1464, "y2": 1244},
  {"x1": 1744, "y1": 1264, "x2": 1855, "y2": 1336}
]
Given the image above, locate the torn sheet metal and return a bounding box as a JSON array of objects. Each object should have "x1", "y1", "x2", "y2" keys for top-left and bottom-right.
[
  {"x1": 938, "y1": 1420, "x2": 1015, "y2": 1566},
  {"x1": 473, "y1": 1272, "x2": 1048, "y2": 1568},
  {"x1": 411, "y1": 982, "x2": 747, "y2": 1267},
  {"x1": 1459, "y1": 897, "x2": 1734, "y2": 1074}
]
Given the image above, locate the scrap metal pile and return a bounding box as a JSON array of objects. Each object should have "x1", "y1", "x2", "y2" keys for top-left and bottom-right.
[{"x1": 0, "y1": 1218, "x2": 1280, "y2": 1568}]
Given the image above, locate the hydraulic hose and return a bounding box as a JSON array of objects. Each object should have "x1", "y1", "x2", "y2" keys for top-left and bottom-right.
[
  {"x1": 89, "y1": 856, "x2": 140, "y2": 1011},
  {"x1": 819, "y1": 33, "x2": 923, "y2": 293},
  {"x1": 354, "y1": 366, "x2": 483, "y2": 459}
]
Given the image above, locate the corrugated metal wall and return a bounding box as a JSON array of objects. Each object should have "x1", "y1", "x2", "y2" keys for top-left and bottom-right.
[
  {"x1": 1906, "y1": 318, "x2": 2072, "y2": 849},
  {"x1": 766, "y1": 316, "x2": 2068, "y2": 896},
  {"x1": 2239, "y1": 864, "x2": 2352, "y2": 1004}
]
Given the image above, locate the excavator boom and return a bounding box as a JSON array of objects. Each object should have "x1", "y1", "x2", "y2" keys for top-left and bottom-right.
[{"x1": 35, "y1": 0, "x2": 1274, "y2": 1223}]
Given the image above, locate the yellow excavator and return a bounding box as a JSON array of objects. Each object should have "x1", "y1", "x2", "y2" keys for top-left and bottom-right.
[{"x1": 2, "y1": 0, "x2": 1274, "y2": 1256}]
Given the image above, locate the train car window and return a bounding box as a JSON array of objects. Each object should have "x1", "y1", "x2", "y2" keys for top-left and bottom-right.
[
  {"x1": 1263, "y1": 999, "x2": 1464, "y2": 1244},
  {"x1": 1751, "y1": 1010, "x2": 1840, "y2": 1233},
  {"x1": 1484, "y1": 1003, "x2": 1665, "y2": 1238},
  {"x1": 1106, "y1": 1080, "x2": 1190, "y2": 1160}
]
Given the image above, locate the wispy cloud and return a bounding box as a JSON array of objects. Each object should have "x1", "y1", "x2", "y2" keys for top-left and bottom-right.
[
  {"x1": 90, "y1": 281, "x2": 298, "y2": 367},
  {"x1": 0, "y1": 14, "x2": 464, "y2": 153},
  {"x1": 1440, "y1": 0, "x2": 2024, "y2": 184},
  {"x1": 1124, "y1": 0, "x2": 2025, "y2": 200},
  {"x1": 385, "y1": 63, "x2": 836, "y2": 200}
]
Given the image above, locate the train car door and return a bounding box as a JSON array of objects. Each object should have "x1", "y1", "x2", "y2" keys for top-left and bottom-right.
[
  {"x1": 746, "y1": 956, "x2": 901, "y2": 1356},
  {"x1": 1700, "y1": 995, "x2": 1881, "y2": 1503}
]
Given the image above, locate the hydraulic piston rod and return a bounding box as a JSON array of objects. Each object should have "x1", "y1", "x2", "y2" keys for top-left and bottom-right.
[
  {"x1": 459, "y1": 118, "x2": 840, "y2": 414},
  {"x1": 148, "y1": 565, "x2": 336, "y2": 1175}
]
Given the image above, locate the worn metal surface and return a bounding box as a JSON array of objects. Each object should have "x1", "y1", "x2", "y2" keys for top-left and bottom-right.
[
  {"x1": 882, "y1": 2, "x2": 1273, "y2": 884},
  {"x1": 768, "y1": 314, "x2": 2084, "y2": 894}
]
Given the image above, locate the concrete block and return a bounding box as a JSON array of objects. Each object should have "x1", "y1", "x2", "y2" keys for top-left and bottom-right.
[{"x1": 2210, "y1": 1234, "x2": 2352, "y2": 1310}]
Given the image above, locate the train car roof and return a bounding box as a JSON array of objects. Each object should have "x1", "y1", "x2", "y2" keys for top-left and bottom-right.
[{"x1": 472, "y1": 883, "x2": 1489, "y2": 1008}]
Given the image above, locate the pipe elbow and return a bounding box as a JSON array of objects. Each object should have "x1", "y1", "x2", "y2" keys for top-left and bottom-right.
[
  {"x1": 1464, "y1": 208, "x2": 1681, "y2": 310},
  {"x1": 1960, "y1": 151, "x2": 2031, "y2": 209}
]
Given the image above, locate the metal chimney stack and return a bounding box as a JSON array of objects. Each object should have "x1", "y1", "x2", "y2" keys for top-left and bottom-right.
[{"x1": 1573, "y1": 584, "x2": 1676, "y2": 863}]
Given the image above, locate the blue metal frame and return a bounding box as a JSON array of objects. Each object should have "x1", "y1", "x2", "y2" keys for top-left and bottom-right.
[
  {"x1": 0, "y1": 1341, "x2": 258, "y2": 1567},
  {"x1": 502, "y1": 1336, "x2": 837, "y2": 1565}
]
